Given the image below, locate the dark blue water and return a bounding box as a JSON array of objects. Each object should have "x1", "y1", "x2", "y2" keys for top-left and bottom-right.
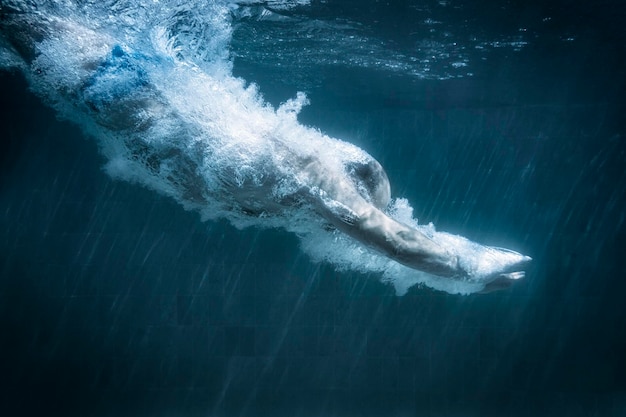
[{"x1": 1, "y1": 0, "x2": 625, "y2": 416}]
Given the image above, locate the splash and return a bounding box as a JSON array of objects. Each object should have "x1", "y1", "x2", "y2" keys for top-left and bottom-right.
[{"x1": 0, "y1": 0, "x2": 529, "y2": 294}]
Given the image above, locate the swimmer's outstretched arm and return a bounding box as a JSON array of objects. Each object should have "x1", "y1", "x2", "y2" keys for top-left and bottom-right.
[
  {"x1": 308, "y1": 180, "x2": 463, "y2": 278},
  {"x1": 298, "y1": 157, "x2": 463, "y2": 278},
  {"x1": 348, "y1": 204, "x2": 463, "y2": 277},
  {"x1": 311, "y1": 178, "x2": 530, "y2": 283}
]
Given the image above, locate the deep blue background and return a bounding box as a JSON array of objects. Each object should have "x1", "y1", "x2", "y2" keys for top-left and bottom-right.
[{"x1": 1, "y1": 0, "x2": 625, "y2": 416}]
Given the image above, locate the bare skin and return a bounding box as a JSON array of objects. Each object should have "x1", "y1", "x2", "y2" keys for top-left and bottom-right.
[{"x1": 298, "y1": 157, "x2": 464, "y2": 278}]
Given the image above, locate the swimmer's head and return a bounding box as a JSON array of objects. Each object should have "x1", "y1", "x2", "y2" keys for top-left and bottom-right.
[{"x1": 346, "y1": 159, "x2": 391, "y2": 210}]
